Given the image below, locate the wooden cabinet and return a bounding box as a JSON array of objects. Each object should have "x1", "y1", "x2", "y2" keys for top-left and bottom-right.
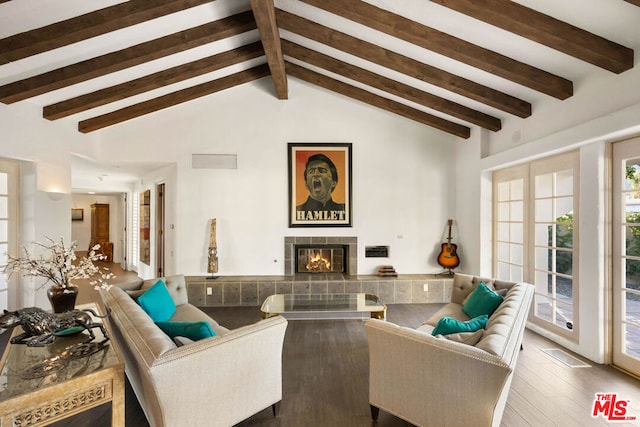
[{"x1": 89, "y1": 203, "x2": 112, "y2": 262}]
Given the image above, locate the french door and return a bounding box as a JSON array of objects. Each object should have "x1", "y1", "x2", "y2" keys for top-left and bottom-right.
[{"x1": 612, "y1": 136, "x2": 640, "y2": 375}]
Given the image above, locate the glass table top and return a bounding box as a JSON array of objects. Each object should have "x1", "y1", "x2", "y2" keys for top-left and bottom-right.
[{"x1": 261, "y1": 293, "x2": 386, "y2": 320}]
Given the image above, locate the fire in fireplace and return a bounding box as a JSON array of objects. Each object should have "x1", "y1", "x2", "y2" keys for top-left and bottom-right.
[{"x1": 296, "y1": 244, "x2": 346, "y2": 274}]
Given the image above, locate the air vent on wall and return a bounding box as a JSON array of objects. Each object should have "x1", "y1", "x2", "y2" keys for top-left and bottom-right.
[{"x1": 191, "y1": 154, "x2": 237, "y2": 169}]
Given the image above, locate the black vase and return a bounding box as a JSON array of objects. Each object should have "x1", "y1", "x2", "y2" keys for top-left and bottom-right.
[{"x1": 47, "y1": 284, "x2": 79, "y2": 313}]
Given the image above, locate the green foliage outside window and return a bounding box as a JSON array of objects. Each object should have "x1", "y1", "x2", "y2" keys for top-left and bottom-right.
[{"x1": 549, "y1": 213, "x2": 573, "y2": 274}]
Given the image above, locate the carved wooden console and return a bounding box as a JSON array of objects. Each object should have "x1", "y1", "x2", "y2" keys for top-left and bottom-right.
[{"x1": 0, "y1": 303, "x2": 125, "y2": 426}]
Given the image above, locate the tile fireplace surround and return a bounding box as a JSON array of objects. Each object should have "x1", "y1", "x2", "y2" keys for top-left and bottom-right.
[{"x1": 186, "y1": 236, "x2": 455, "y2": 307}]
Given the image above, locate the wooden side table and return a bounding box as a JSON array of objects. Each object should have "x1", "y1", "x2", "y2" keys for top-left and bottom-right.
[{"x1": 0, "y1": 303, "x2": 125, "y2": 426}]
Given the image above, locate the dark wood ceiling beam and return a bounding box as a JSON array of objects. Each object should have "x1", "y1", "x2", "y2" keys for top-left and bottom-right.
[
  {"x1": 283, "y1": 40, "x2": 500, "y2": 131},
  {"x1": 625, "y1": 0, "x2": 640, "y2": 6},
  {"x1": 286, "y1": 61, "x2": 470, "y2": 139},
  {"x1": 0, "y1": 11, "x2": 257, "y2": 104},
  {"x1": 299, "y1": 0, "x2": 572, "y2": 100},
  {"x1": 0, "y1": 0, "x2": 215, "y2": 64},
  {"x1": 277, "y1": 9, "x2": 530, "y2": 118},
  {"x1": 430, "y1": 0, "x2": 634, "y2": 74},
  {"x1": 250, "y1": 0, "x2": 287, "y2": 99},
  {"x1": 44, "y1": 42, "x2": 264, "y2": 120},
  {"x1": 78, "y1": 64, "x2": 270, "y2": 133}
]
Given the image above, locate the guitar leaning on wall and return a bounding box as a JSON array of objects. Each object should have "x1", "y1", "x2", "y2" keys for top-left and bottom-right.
[{"x1": 437, "y1": 219, "x2": 460, "y2": 272}]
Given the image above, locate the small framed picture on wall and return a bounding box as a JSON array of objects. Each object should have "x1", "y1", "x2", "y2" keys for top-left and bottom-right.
[
  {"x1": 71, "y1": 208, "x2": 83, "y2": 221},
  {"x1": 288, "y1": 142, "x2": 352, "y2": 227}
]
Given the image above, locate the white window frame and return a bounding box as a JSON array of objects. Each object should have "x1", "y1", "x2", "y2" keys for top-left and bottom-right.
[{"x1": 0, "y1": 159, "x2": 19, "y2": 311}]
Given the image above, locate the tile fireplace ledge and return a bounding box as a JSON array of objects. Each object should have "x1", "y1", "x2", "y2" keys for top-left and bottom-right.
[{"x1": 185, "y1": 274, "x2": 454, "y2": 308}]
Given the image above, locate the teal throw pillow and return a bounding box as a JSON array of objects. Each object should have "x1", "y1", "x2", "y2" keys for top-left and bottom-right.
[
  {"x1": 462, "y1": 282, "x2": 504, "y2": 318},
  {"x1": 137, "y1": 279, "x2": 176, "y2": 322},
  {"x1": 431, "y1": 315, "x2": 488, "y2": 336},
  {"x1": 156, "y1": 321, "x2": 216, "y2": 341}
]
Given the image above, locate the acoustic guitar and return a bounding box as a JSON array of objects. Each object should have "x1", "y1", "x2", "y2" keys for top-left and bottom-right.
[{"x1": 437, "y1": 219, "x2": 460, "y2": 270}]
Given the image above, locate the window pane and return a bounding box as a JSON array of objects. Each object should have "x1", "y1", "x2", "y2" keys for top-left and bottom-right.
[
  {"x1": 497, "y1": 262, "x2": 510, "y2": 280},
  {"x1": 535, "y1": 294, "x2": 553, "y2": 322},
  {"x1": 625, "y1": 191, "x2": 640, "y2": 220},
  {"x1": 556, "y1": 250, "x2": 573, "y2": 275},
  {"x1": 0, "y1": 220, "x2": 7, "y2": 242},
  {"x1": 624, "y1": 324, "x2": 640, "y2": 359},
  {"x1": 556, "y1": 223, "x2": 573, "y2": 249},
  {"x1": 557, "y1": 276, "x2": 573, "y2": 301},
  {"x1": 498, "y1": 202, "x2": 509, "y2": 221},
  {"x1": 624, "y1": 291, "x2": 640, "y2": 325},
  {"x1": 0, "y1": 173, "x2": 7, "y2": 195},
  {"x1": 0, "y1": 196, "x2": 7, "y2": 218},
  {"x1": 510, "y1": 179, "x2": 523, "y2": 200},
  {"x1": 535, "y1": 271, "x2": 551, "y2": 296},
  {"x1": 510, "y1": 201, "x2": 523, "y2": 221},
  {"x1": 510, "y1": 265, "x2": 523, "y2": 282},
  {"x1": 556, "y1": 197, "x2": 573, "y2": 217},
  {"x1": 497, "y1": 222, "x2": 509, "y2": 241},
  {"x1": 535, "y1": 247, "x2": 550, "y2": 270},
  {"x1": 510, "y1": 243, "x2": 523, "y2": 265},
  {"x1": 497, "y1": 242, "x2": 509, "y2": 262},
  {"x1": 626, "y1": 226, "x2": 640, "y2": 256},
  {"x1": 510, "y1": 223, "x2": 523, "y2": 244},
  {"x1": 624, "y1": 161, "x2": 640, "y2": 190},
  {"x1": 536, "y1": 199, "x2": 553, "y2": 222},
  {"x1": 535, "y1": 223, "x2": 552, "y2": 246},
  {"x1": 0, "y1": 243, "x2": 7, "y2": 266},
  {"x1": 555, "y1": 170, "x2": 573, "y2": 197},
  {"x1": 498, "y1": 182, "x2": 510, "y2": 202},
  {"x1": 625, "y1": 261, "x2": 640, "y2": 291},
  {"x1": 536, "y1": 174, "x2": 553, "y2": 198}
]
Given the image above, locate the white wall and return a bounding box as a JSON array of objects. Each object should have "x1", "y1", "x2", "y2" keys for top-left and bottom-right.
[
  {"x1": 17, "y1": 161, "x2": 72, "y2": 309},
  {"x1": 485, "y1": 65, "x2": 640, "y2": 158},
  {"x1": 96, "y1": 78, "x2": 457, "y2": 277}
]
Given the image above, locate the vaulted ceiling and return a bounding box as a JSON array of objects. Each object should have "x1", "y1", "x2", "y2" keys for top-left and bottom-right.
[{"x1": 1, "y1": 0, "x2": 638, "y2": 139}]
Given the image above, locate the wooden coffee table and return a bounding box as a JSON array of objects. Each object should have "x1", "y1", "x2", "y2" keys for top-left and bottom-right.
[
  {"x1": 261, "y1": 293, "x2": 386, "y2": 320},
  {"x1": 0, "y1": 303, "x2": 125, "y2": 427}
]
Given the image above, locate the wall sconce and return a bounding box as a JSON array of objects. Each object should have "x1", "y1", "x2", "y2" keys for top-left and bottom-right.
[{"x1": 46, "y1": 191, "x2": 66, "y2": 201}]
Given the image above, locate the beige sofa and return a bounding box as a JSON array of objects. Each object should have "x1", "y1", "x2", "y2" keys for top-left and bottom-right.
[
  {"x1": 100, "y1": 275, "x2": 288, "y2": 427},
  {"x1": 366, "y1": 273, "x2": 534, "y2": 427}
]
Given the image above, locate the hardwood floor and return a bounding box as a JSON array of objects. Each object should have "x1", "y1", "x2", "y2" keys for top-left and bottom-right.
[{"x1": 2, "y1": 267, "x2": 640, "y2": 426}]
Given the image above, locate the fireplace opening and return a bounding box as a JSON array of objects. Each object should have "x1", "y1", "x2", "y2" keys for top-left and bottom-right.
[{"x1": 295, "y1": 244, "x2": 347, "y2": 274}]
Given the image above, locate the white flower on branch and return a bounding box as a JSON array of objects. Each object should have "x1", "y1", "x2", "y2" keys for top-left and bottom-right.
[{"x1": 4, "y1": 236, "x2": 115, "y2": 291}]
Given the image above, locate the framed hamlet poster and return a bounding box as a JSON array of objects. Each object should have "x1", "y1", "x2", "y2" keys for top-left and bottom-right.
[{"x1": 288, "y1": 142, "x2": 352, "y2": 227}]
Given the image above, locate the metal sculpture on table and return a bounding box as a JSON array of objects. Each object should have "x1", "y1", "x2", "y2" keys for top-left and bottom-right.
[
  {"x1": 0, "y1": 307, "x2": 109, "y2": 347},
  {"x1": 207, "y1": 218, "x2": 219, "y2": 279}
]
